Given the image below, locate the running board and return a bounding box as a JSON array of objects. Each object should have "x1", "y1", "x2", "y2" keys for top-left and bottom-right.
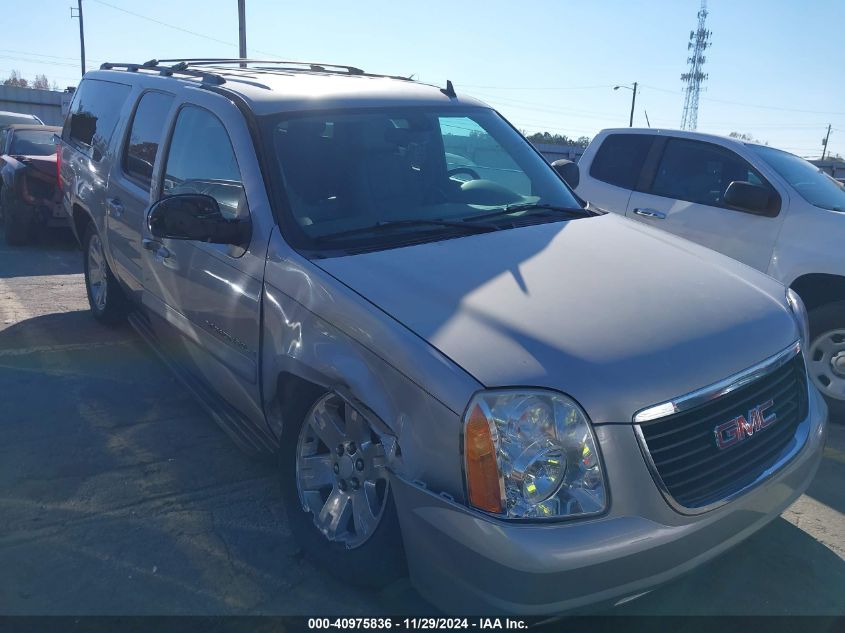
[{"x1": 128, "y1": 311, "x2": 279, "y2": 457}]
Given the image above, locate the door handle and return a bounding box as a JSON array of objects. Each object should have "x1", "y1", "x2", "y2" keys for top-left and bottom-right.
[
  {"x1": 106, "y1": 197, "x2": 124, "y2": 218},
  {"x1": 142, "y1": 238, "x2": 171, "y2": 260},
  {"x1": 633, "y1": 208, "x2": 667, "y2": 220}
]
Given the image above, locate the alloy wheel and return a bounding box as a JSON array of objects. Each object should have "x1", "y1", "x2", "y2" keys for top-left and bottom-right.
[
  {"x1": 87, "y1": 233, "x2": 108, "y2": 311},
  {"x1": 808, "y1": 328, "x2": 845, "y2": 401},
  {"x1": 295, "y1": 394, "x2": 390, "y2": 549}
]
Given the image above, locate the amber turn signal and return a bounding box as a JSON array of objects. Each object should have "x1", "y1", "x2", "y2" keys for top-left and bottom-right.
[{"x1": 465, "y1": 404, "x2": 503, "y2": 513}]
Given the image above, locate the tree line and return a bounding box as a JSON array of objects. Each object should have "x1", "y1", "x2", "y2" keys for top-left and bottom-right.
[{"x1": 3, "y1": 70, "x2": 60, "y2": 91}]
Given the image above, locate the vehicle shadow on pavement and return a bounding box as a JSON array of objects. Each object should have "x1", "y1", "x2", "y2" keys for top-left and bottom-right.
[
  {"x1": 0, "y1": 309, "x2": 428, "y2": 615},
  {"x1": 0, "y1": 227, "x2": 80, "y2": 279},
  {"x1": 610, "y1": 516, "x2": 845, "y2": 615}
]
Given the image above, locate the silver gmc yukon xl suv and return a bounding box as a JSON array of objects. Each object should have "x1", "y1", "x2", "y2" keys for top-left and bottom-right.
[{"x1": 59, "y1": 59, "x2": 827, "y2": 614}]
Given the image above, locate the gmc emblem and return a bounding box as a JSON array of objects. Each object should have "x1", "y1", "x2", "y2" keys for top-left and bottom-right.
[{"x1": 713, "y1": 399, "x2": 777, "y2": 450}]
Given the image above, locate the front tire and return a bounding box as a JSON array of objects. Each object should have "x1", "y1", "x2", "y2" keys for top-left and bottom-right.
[
  {"x1": 279, "y1": 391, "x2": 406, "y2": 588},
  {"x1": 83, "y1": 224, "x2": 126, "y2": 325},
  {"x1": 807, "y1": 301, "x2": 845, "y2": 421}
]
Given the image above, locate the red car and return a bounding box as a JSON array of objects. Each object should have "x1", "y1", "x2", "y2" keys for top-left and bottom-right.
[{"x1": 0, "y1": 124, "x2": 64, "y2": 245}]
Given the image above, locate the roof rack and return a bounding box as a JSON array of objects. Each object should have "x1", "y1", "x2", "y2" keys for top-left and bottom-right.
[
  {"x1": 99, "y1": 60, "x2": 226, "y2": 85},
  {"x1": 154, "y1": 58, "x2": 367, "y2": 76},
  {"x1": 99, "y1": 58, "x2": 414, "y2": 87}
]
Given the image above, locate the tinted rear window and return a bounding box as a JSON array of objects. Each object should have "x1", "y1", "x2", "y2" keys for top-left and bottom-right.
[
  {"x1": 123, "y1": 91, "x2": 174, "y2": 187},
  {"x1": 589, "y1": 133, "x2": 654, "y2": 190},
  {"x1": 63, "y1": 78, "x2": 131, "y2": 160}
]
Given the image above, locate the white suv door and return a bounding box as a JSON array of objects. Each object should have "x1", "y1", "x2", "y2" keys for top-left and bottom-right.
[{"x1": 624, "y1": 136, "x2": 786, "y2": 272}]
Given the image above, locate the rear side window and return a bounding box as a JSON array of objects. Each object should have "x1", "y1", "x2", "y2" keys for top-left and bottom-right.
[
  {"x1": 123, "y1": 91, "x2": 174, "y2": 188},
  {"x1": 63, "y1": 78, "x2": 131, "y2": 161},
  {"x1": 650, "y1": 138, "x2": 772, "y2": 209},
  {"x1": 589, "y1": 133, "x2": 654, "y2": 190}
]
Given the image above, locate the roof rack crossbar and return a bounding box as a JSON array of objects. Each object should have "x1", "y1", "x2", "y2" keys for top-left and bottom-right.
[
  {"x1": 153, "y1": 58, "x2": 366, "y2": 75},
  {"x1": 99, "y1": 58, "x2": 415, "y2": 87},
  {"x1": 99, "y1": 61, "x2": 226, "y2": 85}
]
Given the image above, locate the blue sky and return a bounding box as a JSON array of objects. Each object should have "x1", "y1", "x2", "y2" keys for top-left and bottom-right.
[{"x1": 4, "y1": 0, "x2": 843, "y2": 158}]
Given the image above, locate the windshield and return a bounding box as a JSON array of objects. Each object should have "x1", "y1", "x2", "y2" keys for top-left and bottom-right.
[
  {"x1": 750, "y1": 144, "x2": 845, "y2": 212},
  {"x1": 10, "y1": 129, "x2": 56, "y2": 156},
  {"x1": 264, "y1": 107, "x2": 585, "y2": 252}
]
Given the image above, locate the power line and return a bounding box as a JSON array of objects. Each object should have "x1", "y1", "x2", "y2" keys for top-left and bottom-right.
[
  {"x1": 471, "y1": 92, "x2": 623, "y2": 121},
  {"x1": 89, "y1": 0, "x2": 288, "y2": 59},
  {"x1": 90, "y1": 0, "x2": 239, "y2": 48},
  {"x1": 0, "y1": 66, "x2": 80, "y2": 83},
  {"x1": 640, "y1": 83, "x2": 845, "y2": 116},
  {"x1": 460, "y1": 84, "x2": 612, "y2": 91},
  {"x1": 0, "y1": 49, "x2": 105, "y2": 64},
  {"x1": 0, "y1": 54, "x2": 81, "y2": 69}
]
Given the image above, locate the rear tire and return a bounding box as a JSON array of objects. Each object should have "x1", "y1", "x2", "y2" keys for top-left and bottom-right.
[
  {"x1": 83, "y1": 223, "x2": 126, "y2": 325},
  {"x1": 807, "y1": 301, "x2": 845, "y2": 422},
  {"x1": 279, "y1": 390, "x2": 406, "y2": 588}
]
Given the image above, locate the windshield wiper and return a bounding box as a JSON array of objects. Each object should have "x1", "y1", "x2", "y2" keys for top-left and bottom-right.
[
  {"x1": 315, "y1": 218, "x2": 498, "y2": 242},
  {"x1": 464, "y1": 203, "x2": 595, "y2": 223}
]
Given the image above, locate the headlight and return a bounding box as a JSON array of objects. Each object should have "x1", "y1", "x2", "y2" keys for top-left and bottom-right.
[
  {"x1": 786, "y1": 288, "x2": 810, "y2": 348},
  {"x1": 463, "y1": 390, "x2": 606, "y2": 519}
]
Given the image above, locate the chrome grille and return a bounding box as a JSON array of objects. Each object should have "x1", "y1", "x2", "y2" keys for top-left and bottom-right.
[{"x1": 637, "y1": 348, "x2": 808, "y2": 511}]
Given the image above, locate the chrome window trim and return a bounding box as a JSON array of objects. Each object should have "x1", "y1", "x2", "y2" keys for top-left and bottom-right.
[{"x1": 633, "y1": 341, "x2": 810, "y2": 515}]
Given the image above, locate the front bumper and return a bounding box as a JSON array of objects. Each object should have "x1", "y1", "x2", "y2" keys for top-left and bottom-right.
[{"x1": 391, "y1": 386, "x2": 827, "y2": 615}]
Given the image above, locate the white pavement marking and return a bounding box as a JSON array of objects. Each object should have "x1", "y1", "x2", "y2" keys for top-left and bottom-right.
[
  {"x1": 782, "y1": 495, "x2": 845, "y2": 560},
  {"x1": 0, "y1": 339, "x2": 135, "y2": 358}
]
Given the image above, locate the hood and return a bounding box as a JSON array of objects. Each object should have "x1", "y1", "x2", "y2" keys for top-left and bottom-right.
[{"x1": 315, "y1": 214, "x2": 798, "y2": 423}]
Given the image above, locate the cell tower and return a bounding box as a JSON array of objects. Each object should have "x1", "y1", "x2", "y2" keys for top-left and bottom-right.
[{"x1": 680, "y1": 0, "x2": 711, "y2": 130}]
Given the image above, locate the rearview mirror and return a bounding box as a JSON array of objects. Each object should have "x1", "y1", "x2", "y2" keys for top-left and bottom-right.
[
  {"x1": 723, "y1": 181, "x2": 772, "y2": 215},
  {"x1": 552, "y1": 159, "x2": 580, "y2": 189},
  {"x1": 148, "y1": 194, "x2": 251, "y2": 246}
]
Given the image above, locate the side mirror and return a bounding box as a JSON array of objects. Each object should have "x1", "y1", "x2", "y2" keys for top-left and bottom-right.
[
  {"x1": 148, "y1": 194, "x2": 251, "y2": 246},
  {"x1": 552, "y1": 159, "x2": 580, "y2": 189},
  {"x1": 723, "y1": 181, "x2": 771, "y2": 215}
]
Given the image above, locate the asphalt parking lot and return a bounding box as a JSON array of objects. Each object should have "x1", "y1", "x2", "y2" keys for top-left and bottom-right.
[{"x1": 1, "y1": 228, "x2": 844, "y2": 616}]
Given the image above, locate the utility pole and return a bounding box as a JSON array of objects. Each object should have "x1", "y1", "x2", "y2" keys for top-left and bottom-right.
[
  {"x1": 613, "y1": 82, "x2": 638, "y2": 127},
  {"x1": 822, "y1": 124, "x2": 832, "y2": 160},
  {"x1": 238, "y1": 0, "x2": 247, "y2": 68},
  {"x1": 629, "y1": 81, "x2": 638, "y2": 127},
  {"x1": 71, "y1": 0, "x2": 86, "y2": 77}
]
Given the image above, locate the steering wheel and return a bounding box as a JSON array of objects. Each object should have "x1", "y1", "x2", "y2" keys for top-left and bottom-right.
[{"x1": 448, "y1": 167, "x2": 481, "y2": 181}]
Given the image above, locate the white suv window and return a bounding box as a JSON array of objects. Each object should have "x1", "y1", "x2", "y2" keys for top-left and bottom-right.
[
  {"x1": 589, "y1": 133, "x2": 654, "y2": 190},
  {"x1": 650, "y1": 138, "x2": 770, "y2": 209}
]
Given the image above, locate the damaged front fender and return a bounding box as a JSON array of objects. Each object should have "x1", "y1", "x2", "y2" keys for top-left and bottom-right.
[{"x1": 260, "y1": 228, "x2": 481, "y2": 502}]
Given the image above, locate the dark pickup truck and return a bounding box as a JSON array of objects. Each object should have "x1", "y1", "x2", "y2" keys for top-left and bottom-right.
[{"x1": 0, "y1": 124, "x2": 65, "y2": 245}]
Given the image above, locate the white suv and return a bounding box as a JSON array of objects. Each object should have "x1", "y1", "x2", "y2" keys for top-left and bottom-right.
[{"x1": 574, "y1": 128, "x2": 845, "y2": 417}]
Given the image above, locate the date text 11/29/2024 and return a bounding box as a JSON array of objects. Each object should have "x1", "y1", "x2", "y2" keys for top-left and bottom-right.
[{"x1": 307, "y1": 618, "x2": 528, "y2": 630}]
